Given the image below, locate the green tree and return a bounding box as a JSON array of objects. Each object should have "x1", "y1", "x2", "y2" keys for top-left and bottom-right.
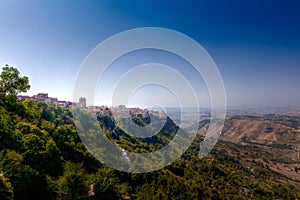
[
  {"x1": 0, "y1": 150, "x2": 51, "y2": 200},
  {"x1": 0, "y1": 65, "x2": 30, "y2": 96},
  {"x1": 92, "y1": 167, "x2": 124, "y2": 199},
  {"x1": 56, "y1": 161, "x2": 89, "y2": 200},
  {"x1": 0, "y1": 173, "x2": 14, "y2": 200},
  {"x1": 21, "y1": 133, "x2": 63, "y2": 177}
]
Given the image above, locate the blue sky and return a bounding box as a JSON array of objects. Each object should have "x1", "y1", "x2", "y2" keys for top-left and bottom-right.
[{"x1": 0, "y1": 0, "x2": 299, "y2": 107}]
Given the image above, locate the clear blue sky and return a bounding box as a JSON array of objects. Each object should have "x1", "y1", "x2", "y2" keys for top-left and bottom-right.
[{"x1": 0, "y1": 0, "x2": 299, "y2": 107}]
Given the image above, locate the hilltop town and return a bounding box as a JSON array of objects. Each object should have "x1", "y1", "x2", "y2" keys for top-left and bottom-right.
[
  {"x1": 17, "y1": 93, "x2": 81, "y2": 108},
  {"x1": 17, "y1": 93, "x2": 166, "y2": 119}
]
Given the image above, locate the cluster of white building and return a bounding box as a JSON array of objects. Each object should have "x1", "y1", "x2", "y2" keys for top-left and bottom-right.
[
  {"x1": 109, "y1": 105, "x2": 166, "y2": 119},
  {"x1": 17, "y1": 93, "x2": 166, "y2": 118},
  {"x1": 17, "y1": 93, "x2": 86, "y2": 108}
]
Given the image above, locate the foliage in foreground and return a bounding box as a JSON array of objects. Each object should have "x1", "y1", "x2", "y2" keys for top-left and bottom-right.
[{"x1": 0, "y1": 95, "x2": 300, "y2": 199}]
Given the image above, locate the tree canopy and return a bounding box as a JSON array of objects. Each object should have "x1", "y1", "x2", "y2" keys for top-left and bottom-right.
[
  {"x1": 0, "y1": 65, "x2": 30, "y2": 96},
  {"x1": 0, "y1": 97, "x2": 299, "y2": 199}
]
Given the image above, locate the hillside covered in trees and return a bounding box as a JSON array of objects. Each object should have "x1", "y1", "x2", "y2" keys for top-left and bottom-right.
[
  {"x1": 0, "y1": 95, "x2": 300, "y2": 199},
  {"x1": 1, "y1": 66, "x2": 300, "y2": 199}
]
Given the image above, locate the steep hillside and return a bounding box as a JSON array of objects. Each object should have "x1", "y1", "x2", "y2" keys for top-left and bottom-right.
[
  {"x1": 199, "y1": 115, "x2": 300, "y2": 147},
  {"x1": 198, "y1": 115, "x2": 300, "y2": 182},
  {"x1": 1, "y1": 96, "x2": 300, "y2": 199}
]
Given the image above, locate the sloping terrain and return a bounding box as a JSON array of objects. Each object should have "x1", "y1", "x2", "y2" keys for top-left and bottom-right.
[
  {"x1": 199, "y1": 115, "x2": 300, "y2": 145},
  {"x1": 198, "y1": 115, "x2": 300, "y2": 182},
  {"x1": 1, "y1": 95, "x2": 300, "y2": 199}
]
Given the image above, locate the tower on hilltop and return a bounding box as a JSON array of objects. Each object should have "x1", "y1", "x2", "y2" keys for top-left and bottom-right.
[{"x1": 78, "y1": 97, "x2": 86, "y2": 108}]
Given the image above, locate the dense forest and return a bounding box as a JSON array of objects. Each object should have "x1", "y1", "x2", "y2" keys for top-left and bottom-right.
[{"x1": 1, "y1": 66, "x2": 300, "y2": 199}]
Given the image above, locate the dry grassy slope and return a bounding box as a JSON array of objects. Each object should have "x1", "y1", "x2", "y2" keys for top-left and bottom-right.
[
  {"x1": 198, "y1": 115, "x2": 300, "y2": 182},
  {"x1": 198, "y1": 116, "x2": 300, "y2": 146}
]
